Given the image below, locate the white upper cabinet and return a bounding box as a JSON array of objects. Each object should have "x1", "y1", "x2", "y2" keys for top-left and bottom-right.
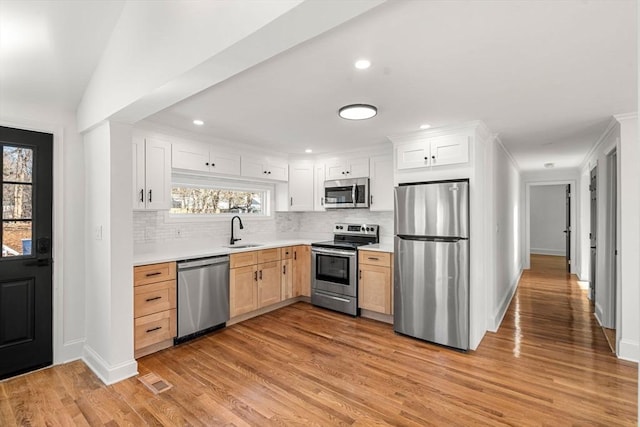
[
  {"x1": 133, "y1": 137, "x2": 172, "y2": 210},
  {"x1": 369, "y1": 155, "x2": 394, "y2": 211},
  {"x1": 172, "y1": 141, "x2": 240, "y2": 176},
  {"x1": 314, "y1": 163, "x2": 326, "y2": 211},
  {"x1": 242, "y1": 156, "x2": 288, "y2": 181},
  {"x1": 325, "y1": 157, "x2": 369, "y2": 180},
  {"x1": 396, "y1": 134, "x2": 469, "y2": 170},
  {"x1": 288, "y1": 162, "x2": 314, "y2": 211}
]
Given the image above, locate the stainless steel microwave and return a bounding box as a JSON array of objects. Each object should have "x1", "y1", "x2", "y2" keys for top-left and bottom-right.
[{"x1": 324, "y1": 178, "x2": 369, "y2": 209}]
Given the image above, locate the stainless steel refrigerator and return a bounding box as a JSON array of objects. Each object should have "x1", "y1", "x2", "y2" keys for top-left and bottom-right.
[{"x1": 394, "y1": 180, "x2": 469, "y2": 350}]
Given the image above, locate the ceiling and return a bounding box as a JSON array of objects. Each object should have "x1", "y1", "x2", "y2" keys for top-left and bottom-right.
[
  {"x1": 0, "y1": 0, "x2": 124, "y2": 111},
  {"x1": 149, "y1": 0, "x2": 637, "y2": 171},
  {"x1": 0, "y1": 1, "x2": 636, "y2": 171}
]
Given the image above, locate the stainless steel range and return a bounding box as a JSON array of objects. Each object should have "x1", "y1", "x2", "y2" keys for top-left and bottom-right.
[{"x1": 311, "y1": 223, "x2": 379, "y2": 316}]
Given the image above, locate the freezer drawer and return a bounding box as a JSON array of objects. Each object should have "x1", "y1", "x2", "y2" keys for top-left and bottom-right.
[{"x1": 394, "y1": 236, "x2": 469, "y2": 350}]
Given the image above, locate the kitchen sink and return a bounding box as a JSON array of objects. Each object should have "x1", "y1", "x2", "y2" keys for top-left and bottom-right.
[{"x1": 226, "y1": 244, "x2": 263, "y2": 249}]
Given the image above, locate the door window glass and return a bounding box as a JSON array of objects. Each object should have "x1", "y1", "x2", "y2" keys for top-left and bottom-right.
[{"x1": 2, "y1": 146, "x2": 34, "y2": 257}]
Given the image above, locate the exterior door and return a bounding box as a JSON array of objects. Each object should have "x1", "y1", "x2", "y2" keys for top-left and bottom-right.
[
  {"x1": 0, "y1": 126, "x2": 53, "y2": 380},
  {"x1": 589, "y1": 167, "x2": 597, "y2": 301},
  {"x1": 564, "y1": 184, "x2": 571, "y2": 272}
]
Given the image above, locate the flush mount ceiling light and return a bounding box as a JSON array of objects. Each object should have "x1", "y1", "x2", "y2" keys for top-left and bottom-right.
[
  {"x1": 193, "y1": 119, "x2": 204, "y2": 126},
  {"x1": 305, "y1": 149, "x2": 313, "y2": 153},
  {"x1": 544, "y1": 162, "x2": 555, "y2": 168},
  {"x1": 338, "y1": 104, "x2": 377, "y2": 120},
  {"x1": 354, "y1": 59, "x2": 371, "y2": 70},
  {"x1": 419, "y1": 123, "x2": 432, "y2": 130}
]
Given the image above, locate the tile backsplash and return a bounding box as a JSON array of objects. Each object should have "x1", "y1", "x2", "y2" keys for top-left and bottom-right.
[{"x1": 133, "y1": 210, "x2": 394, "y2": 245}]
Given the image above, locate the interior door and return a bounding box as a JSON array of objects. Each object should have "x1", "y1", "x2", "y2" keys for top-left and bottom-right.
[
  {"x1": 589, "y1": 167, "x2": 597, "y2": 301},
  {"x1": 0, "y1": 126, "x2": 53, "y2": 380},
  {"x1": 565, "y1": 184, "x2": 571, "y2": 272}
]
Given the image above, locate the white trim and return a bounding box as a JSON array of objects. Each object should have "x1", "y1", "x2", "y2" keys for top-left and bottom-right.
[
  {"x1": 82, "y1": 345, "x2": 138, "y2": 385},
  {"x1": 618, "y1": 339, "x2": 639, "y2": 363},
  {"x1": 579, "y1": 117, "x2": 618, "y2": 171},
  {"x1": 494, "y1": 134, "x2": 521, "y2": 172},
  {"x1": 594, "y1": 303, "x2": 605, "y2": 327},
  {"x1": 613, "y1": 112, "x2": 638, "y2": 122},
  {"x1": 0, "y1": 117, "x2": 73, "y2": 365},
  {"x1": 530, "y1": 248, "x2": 565, "y2": 256},
  {"x1": 489, "y1": 268, "x2": 522, "y2": 332}
]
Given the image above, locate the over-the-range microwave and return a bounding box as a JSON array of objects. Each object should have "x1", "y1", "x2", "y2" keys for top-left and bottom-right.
[{"x1": 323, "y1": 178, "x2": 369, "y2": 209}]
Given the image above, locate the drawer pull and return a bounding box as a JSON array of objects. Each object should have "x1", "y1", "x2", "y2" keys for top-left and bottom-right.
[
  {"x1": 283, "y1": 265, "x2": 286, "y2": 274},
  {"x1": 145, "y1": 272, "x2": 162, "y2": 277},
  {"x1": 367, "y1": 257, "x2": 379, "y2": 261},
  {"x1": 146, "y1": 326, "x2": 162, "y2": 333},
  {"x1": 254, "y1": 271, "x2": 258, "y2": 282},
  {"x1": 145, "y1": 296, "x2": 162, "y2": 302}
]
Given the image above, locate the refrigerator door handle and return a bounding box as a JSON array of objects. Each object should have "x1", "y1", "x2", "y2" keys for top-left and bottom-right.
[
  {"x1": 352, "y1": 184, "x2": 357, "y2": 208},
  {"x1": 397, "y1": 234, "x2": 465, "y2": 243}
]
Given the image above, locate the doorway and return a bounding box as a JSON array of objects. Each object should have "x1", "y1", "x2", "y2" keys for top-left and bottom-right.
[
  {"x1": 529, "y1": 184, "x2": 569, "y2": 260},
  {"x1": 0, "y1": 126, "x2": 53, "y2": 380},
  {"x1": 589, "y1": 167, "x2": 597, "y2": 302}
]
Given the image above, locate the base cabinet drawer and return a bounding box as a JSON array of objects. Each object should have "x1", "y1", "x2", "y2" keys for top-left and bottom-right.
[
  {"x1": 134, "y1": 280, "x2": 176, "y2": 318},
  {"x1": 134, "y1": 262, "x2": 176, "y2": 286},
  {"x1": 134, "y1": 309, "x2": 177, "y2": 351}
]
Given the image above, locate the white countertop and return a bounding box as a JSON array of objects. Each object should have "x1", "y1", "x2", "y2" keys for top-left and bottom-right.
[
  {"x1": 360, "y1": 243, "x2": 394, "y2": 253},
  {"x1": 134, "y1": 239, "x2": 314, "y2": 266}
]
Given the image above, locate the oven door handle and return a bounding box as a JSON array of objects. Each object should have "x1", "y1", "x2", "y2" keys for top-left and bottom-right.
[
  {"x1": 352, "y1": 184, "x2": 357, "y2": 208},
  {"x1": 312, "y1": 247, "x2": 356, "y2": 257}
]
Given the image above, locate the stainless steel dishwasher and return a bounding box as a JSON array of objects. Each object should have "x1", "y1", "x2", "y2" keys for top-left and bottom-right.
[{"x1": 175, "y1": 255, "x2": 230, "y2": 344}]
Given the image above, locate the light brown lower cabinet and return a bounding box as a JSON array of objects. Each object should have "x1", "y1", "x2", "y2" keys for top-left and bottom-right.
[
  {"x1": 133, "y1": 262, "x2": 177, "y2": 358},
  {"x1": 281, "y1": 258, "x2": 293, "y2": 300},
  {"x1": 257, "y1": 261, "x2": 281, "y2": 307},
  {"x1": 230, "y1": 264, "x2": 258, "y2": 317},
  {"x1": 292, "y1": 245, "x2": 311, "y2": 297},
  {"x1": 358, "y1": 251, "x2": 393, "y2": 315}
]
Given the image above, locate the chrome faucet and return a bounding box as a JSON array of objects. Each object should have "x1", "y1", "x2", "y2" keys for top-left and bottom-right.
[{"x1": 230, "y1": 215, "x2": 244, "y2": 245}]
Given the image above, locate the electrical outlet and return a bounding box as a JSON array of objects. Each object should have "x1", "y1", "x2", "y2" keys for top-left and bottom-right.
[{"x1": 175, "y1": 228, "x2": 182, "y2": 238}]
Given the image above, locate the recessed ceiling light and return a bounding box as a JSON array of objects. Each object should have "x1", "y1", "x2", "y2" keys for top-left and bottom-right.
[
  {"x1": 420, "y1": 124, "x2": 432, "y2": 130},
  {"x1": 305, "y1": 149, "x2": 313, "y2": 153},
  {"x1": 193, "y1": 119, "x2": 204, "y2": 126},
  {"x1": 354, "y1": 59, "x2": 371, "y2": 70},
  {"x1": 544, "y1": 162, "x2": 555, "y2": 168},
  {"x1": 338, "y1": 104, "x2": 377, "y2": 120}
]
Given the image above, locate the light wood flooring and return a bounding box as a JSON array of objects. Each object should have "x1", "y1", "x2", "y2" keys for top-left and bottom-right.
[{"x1": 1, "y1": 254, "x2": 637, "y2": 425}]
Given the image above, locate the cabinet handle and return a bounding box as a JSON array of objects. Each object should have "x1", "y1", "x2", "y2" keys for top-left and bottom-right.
[
  {"x1": 321, "y1": 197, "x2": 324, "y2": 206},
  {"x1": 359, "y1": 269, "x2": 362, "y2": 280},
  {"x1": 145, "y1": 272, "x2": 162, "y2": 277},
  {"x1": 345, "y1": 171, "x2": 350, "y2": 174},
  {"x1": 432, "y1": 155, "x2": 436, "y2": 162},
  {"x1": 263, "y1": 170, "x2": 267, "y2": 174},
  {"x1": 294, "y1": 251, "x2": 297, "y2": 260},
  {"x1": 370, "y1": 195, "x2": 373, "y2": 205},
  {"x1": 341, "y1": 171, "x2": 345, "y2": 175},
  {"x1": 145, "y1": 296, "x2": 162, "y2": 302},
  {"x1": 146, "y1": 326, "x2": 162, "y2": 333},
  {"x1": 254, "y1": 271, "x2": 258, "y2": 281},
  {"x1": 424, "y1": 157, "x2": 428, "y2": 161},
  {"x1": 205, "y1": 162, "x2": 209, "y2": 166},
  {"x1": 148, "y1": 189, "x2": 152, "y2": 203},
  {"x1": 268, "y1": 171, "x2": 271, "y2": 175},
  {"x1": 367, "y1": 257, "x2": 379, "y2": 261},
  {"x1": 139, "y1": 189, "x2": 144, "y2": 203},
  {"x1": 283, "y1": 265, "x2": 286, "y2": 274},
  {"x1": 259, "y1": 270, "x2": 263, "y2": 280},
  {"x1": 212, "y1": 163, "x2": 215, "y2": 167},
  {"x1": 290, "y1": 197, "x2": 293, "y2": 206}
]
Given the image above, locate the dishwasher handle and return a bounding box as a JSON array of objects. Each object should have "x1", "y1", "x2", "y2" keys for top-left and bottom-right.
[{"x1": 178, "y1": 255, "x2": 230, "y2": 270}]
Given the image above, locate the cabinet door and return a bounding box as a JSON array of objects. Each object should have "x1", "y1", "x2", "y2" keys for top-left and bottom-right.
[
  {"x1": 358, "y1": 265, "x2": 391, "y2": 314},
  {"x1": 144, "y1": 138, "x2": 172, "y2": 210},
  {"x1": 325, "y1": 159, "x2": 348, "y2": 180},
  {"x1": 289, "y1": 162, "x2": 314, "y2": 211},
  {"x1": 429, "y1": 134, "x2": 469, "y2": 166},
  {"x1": 396, "y1": 140, "x2": 430, "y2": 170},
  {"x1": 172, "y1": 142, "x2": 210, "y2": 173},
  {"x1": 369, "y1": 155, "x2": 394, "y2": 211},
  {"x1": 241, "y1": 157, "x2": 266, "y2": 179},
  {"x1": 267, "y1": 161, "x2": 289, "y2": 181},
  {"x1": 258, "y1": 261, "x2": 281, "y2": 307},
  {"x1": 281, "y1": 259, "x2": 293, "y2": 300},
  {"x1": 293, "y1": 245, "x2": 311, "y2": 297},
  {"x1": 347, "y1": 157, "x2": 370, "y2": 178},
  {"x1": 210, "y1": 152, "x2": 241, "y2": 176},
  {"x1": 132, "y1": 138, "x2": 146, "y2": 210},
  {"x1": 230, "y1": 265, "x2": 258, "y2": 317},
  {"x1": 314, "y1": 164, "x2": 326, "y2": 211}
]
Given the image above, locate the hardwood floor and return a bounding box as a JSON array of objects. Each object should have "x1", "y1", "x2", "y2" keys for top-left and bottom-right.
[{"x1": 1, "y1": 254, "x2": 636, "y2": 425}]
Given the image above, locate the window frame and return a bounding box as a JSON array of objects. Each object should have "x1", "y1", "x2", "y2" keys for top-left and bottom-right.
[{"x1": 165, "y1": 173, "x2": 274, "y2": 223}]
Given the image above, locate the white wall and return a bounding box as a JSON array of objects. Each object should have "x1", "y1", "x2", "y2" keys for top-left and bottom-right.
[
  {"x1": 529, "y1": 185, "x2": 566, "y2": 256},
  {"x1": 0, "y1": 101, "x2": 86, "y2": 364},
  {"x1": 83, "y1": 122, "x2": 137, "y2": 384},
  {"x1": 488, "y1": 138, "x2": 522, "y2": 332}
]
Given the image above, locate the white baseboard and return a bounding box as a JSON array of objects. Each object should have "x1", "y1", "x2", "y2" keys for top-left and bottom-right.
[
  {"x1": 530, "y1": 248, "x2": 565, "y2": 256},
  {"x1": 594, "y1": 303, "x2": 604, "y2": 327},
  {"x1": 618, "y1": 339, "x2": 639, "y2": 363},
  {"x1": 488, "y1": 268, "x2": 523, "y2": 333},
  {"x1": 82, "y1": 345, "x2": 138, "y2": 385},
  {"x1": 55, "y1": 338, "x2": 85, "y2": 364}
]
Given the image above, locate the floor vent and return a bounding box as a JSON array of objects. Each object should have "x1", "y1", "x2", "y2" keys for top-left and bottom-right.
[{"x1": 138, "y1": 372, "x2": 173, "y2": 394}]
